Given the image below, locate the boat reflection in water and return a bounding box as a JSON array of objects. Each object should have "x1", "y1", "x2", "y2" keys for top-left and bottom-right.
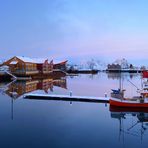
[
  {"x1": 110, "y1": 105, "x2": 148, "y2": 143},
  {"x1": 0, "y1": 78, "x2": 67, "y2": 99}
]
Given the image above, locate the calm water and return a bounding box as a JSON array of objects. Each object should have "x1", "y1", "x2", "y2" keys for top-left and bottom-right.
[{"x1": 0, "y1": 72, "x2": 148, "y2": 148}]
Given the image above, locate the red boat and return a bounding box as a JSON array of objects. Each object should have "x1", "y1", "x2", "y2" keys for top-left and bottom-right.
[
  {"x1": 109, "y1": 70, "x2": 148, "y2": 108},
  {"x1": 110, "y1": 98, "x2": 148, "y2": 108}
]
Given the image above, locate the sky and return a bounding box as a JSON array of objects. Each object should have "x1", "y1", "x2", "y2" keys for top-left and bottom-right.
[{"x1": 0, "y1": 0, "x2": 148, "y2": 65}]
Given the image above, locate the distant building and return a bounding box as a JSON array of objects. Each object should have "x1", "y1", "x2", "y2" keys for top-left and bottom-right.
[
  {"x1": 140, "y1": 66, "x2": 146, "y2": 71},
  {"x1": 114, "y1": 58, "x2": 129, "y2": 69},
  {"x1": 129, "y1": 64, "x2": 134, "y2": 69},
  {"x1": 107, "y1": 64, "x2": 121, "y2": 71}
]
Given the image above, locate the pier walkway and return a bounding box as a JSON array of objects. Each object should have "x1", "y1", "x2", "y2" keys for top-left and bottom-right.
[{"x1": 24, "y1": 94, "x2": 110, "y2": 103}]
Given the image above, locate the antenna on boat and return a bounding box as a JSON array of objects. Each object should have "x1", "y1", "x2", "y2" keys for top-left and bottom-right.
[
  {"x1": 127, "y1": 79, "x2": 140, "y2": 91},
  {"x1": 119, "y1": 72, "x2": 123, "y2": 91}
]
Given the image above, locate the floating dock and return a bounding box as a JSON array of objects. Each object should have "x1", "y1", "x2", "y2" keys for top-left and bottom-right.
[{"x1": 24, "y1": 94, "x2": 109, "y2": 103}]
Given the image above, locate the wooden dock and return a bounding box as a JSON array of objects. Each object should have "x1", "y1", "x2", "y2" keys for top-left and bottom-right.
[{"x1": 23, "y1": 94, "x2": 109, "y2": 103}]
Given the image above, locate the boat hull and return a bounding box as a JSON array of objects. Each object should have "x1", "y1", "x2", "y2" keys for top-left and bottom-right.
[
  {"x1": 110, "y1": 99, "x2": 148, "y2": 108},
  {"x1": 110, "y1": 105, "x2": 148, "y2": 113}
]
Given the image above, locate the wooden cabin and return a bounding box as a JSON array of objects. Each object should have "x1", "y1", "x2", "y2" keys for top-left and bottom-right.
[
  {"x1": 3, "y1": 56, "x2": 54, "y2": 76},
  {"x1": 3, "y1": 56, "x2": 39, "y2": 76},
  {"x1": 2, "y1": 56, "x2": 67, "y2": 77}
]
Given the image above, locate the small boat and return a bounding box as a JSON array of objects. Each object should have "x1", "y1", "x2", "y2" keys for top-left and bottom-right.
[
  {"x1": 109, "y1": 70, "x2": 148, "y2": 108},
  {"x1": 110, "y1": 98, "x2": 148, "y2": 108}
]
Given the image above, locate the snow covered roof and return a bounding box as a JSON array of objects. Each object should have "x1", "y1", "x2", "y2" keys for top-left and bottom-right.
[
  {"x1": 6, "y1": 56, "x2": 67, "y2": 64},
  {"x1": 16, "y1": 56, "x2": 47, "y2": 64},
  {"x1": 53, "y1": 60, "x2": 68, "y2": 64},
  {"x1": 16, "y1": 56, "x2": 35, "y2": 63},
  {"x1": 31, "y1": 58, "x2": 48, "y2": 64},
  {"x1": 10, "y1": 61, "x2": 18, "y2": 64}
]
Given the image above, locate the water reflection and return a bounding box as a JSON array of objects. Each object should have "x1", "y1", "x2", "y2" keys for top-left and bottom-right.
[
  {"x1": 107, "y1": 72, "x2": 140, "y2": 80},
  {"x1": 0, "y1": 78, "x2": 67, "y2": 99},
  {"x1": 110, "y1": 105, "x2": 148, "y2": 143},
  {"x1": 0, "y1": 72, "x2": 143, "y2": 99},
  {"x1": 109, "y1": 72, "x2": 148, "y2": 144},
  {"x1": 0, "y1": 72, "x2": 147, "y2": 148}
]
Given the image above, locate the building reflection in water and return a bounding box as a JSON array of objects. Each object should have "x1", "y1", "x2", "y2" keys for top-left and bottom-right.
[
  {"x1": 0, "y1": 78, "x2": 67, "y2": 120},
  {"x1": 110, "y1": 106, "x2": 148, "y2": 144},
  {"x1": 107, "y1": 72, "x2": 140, "y2": 80},
  {"x1": 0, "y1": 78, "x2": 67, "y2": 99}
]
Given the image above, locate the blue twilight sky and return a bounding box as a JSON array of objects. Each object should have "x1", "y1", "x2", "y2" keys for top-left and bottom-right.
[{"x1": 0, "y1": 0, "x2": 148, "y2": 65}]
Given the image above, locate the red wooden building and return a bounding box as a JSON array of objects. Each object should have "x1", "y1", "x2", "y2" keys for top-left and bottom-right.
[{"x1": 2, "y1": 56, "x2": 67, "y2": 77}]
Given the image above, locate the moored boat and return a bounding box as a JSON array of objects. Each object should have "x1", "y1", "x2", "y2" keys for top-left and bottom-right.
[
  {"x1": 109, "y1": 70, "x2": 148, "y2": 108},
  {"x1": 110, "y1": 98, "x2": 148, "y2": 108}
]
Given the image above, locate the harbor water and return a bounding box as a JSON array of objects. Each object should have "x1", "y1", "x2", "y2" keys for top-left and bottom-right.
[{"x1": 0, "y1": 72, "x2": 147, "y2": 148}]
